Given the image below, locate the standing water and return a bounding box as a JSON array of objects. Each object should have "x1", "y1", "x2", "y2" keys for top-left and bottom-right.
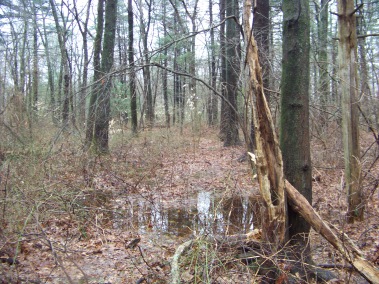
[{"x1": 112, "y1": 191, "x2": 261, "y2": 238}]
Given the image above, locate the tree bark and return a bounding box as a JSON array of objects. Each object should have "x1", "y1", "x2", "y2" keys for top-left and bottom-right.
[
  {"x1": 129, "y1": 0, "x2": 138, "y2": 134},
  {"x1": 139, "y1": 0, "x2": 154, "y2": 127},
  {"x1": 85, "y1": 0, "x2": 104, "y2": 149},
  {"x1": 223, "y1": 0, "x2": 240, "y2": 147},
  {"x1": 49, "y1": 0, "x2": 71, "y2": 129},
  {"x1": 318, "y1": 0, "x2": 330, "y2": 127},
  {"x1": 162, "y1": 0, "x2": 170, "y2": 128},
  {"x1": 243, "y1": 0, "x2": 286, "y2": 246},
  {"x1": 93, "y1": 0, "x2": 118, "y2": 153},
  {"x1": 219, "y1": 0, "x2": 227, "y2": 140},
  {"x1": 32, "y1": 3, "x2": 38, "y2": 114},
  {"x1": 280, "y1": 0, "x2": 312, "y2": 251},
  {"x1": 73, "y1": 0, "x2": 92, "y2": 125},
  {"x1": 41, "y1": 16, "x2": 56, "y2": 124},
  {"x1": 207, "y1": 0, "x2": 218, "y2": 126},
  {"x1": 337, "y1": 0, "x2": 363, "y2": 223}
]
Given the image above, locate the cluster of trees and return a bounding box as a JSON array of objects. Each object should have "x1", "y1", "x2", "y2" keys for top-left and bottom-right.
[
  {"x1": 0, "y1": 0, "x2": 378, "y2": 149},
  {"x1": 1, "y1": 0, "x2": 378, "y2": 280}
]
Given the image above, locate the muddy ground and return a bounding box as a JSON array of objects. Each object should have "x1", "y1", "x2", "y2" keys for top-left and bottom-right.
[{"x1": 0, "y1": 127, "x2": 378, "y2": 283}]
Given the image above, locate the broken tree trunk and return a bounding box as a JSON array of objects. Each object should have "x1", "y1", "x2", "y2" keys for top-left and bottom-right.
[
  {"x1": 285, "y1": 180, "x2": 379, "y2": 283},
  {"x1": 243, "y1": 1, "x2": 379, "y2": 282},
  {"x1": 243, "y1": 0, "x2": 287, "y2": 247}
]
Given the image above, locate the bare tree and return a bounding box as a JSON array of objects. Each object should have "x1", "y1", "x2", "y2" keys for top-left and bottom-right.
[
  {"x1": 49, "y1": 0, "x2": 71, "y2": 128},
  {"x1": 86, "y1": 0, "x2": 104, "y2": 148},
  {"x1": 206, "y1": 0, "x2": 218, "y2": 126}
]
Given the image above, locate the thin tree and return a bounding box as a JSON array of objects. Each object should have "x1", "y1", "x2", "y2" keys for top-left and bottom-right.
[
  {"x1": 318, "y1": 0, "x2": 330, "y2": 127},
  {"x1": 129, "y1": 0, "x2": 138, "y2": 133},
  {"x1": 219, "y1": 0, "x2": 227, "y2": 139},
  {"x1": 73, "y1": 0, "x2": 92, "y2": 125},
  {"x1": 40, "y1": 14, "x2": 56, "y2": 124},
  {"x1": 49, "y1": 0, "x2": 71, "y2": 128},
  {"x1": 139, "y1": 0, "x2": 154, "y2": 127},
  {"x1": 85, "y1": 0, "x2": 104, "y2": 149},
  {"x1": 31, "y1": 2, "x2": 38, "y2": 114},
  {"x1": 336, "y1": 0, "x2": 363, "y2": 222},
  {"x1": 181, "y1": 0, "x2": 200, "y2": 129},
  {"x1": 207, "y1": 0, "x2": 218, "y2": 126},
  {"x1": 162, "y1": 0, "x2": 171, "y2": 128}
]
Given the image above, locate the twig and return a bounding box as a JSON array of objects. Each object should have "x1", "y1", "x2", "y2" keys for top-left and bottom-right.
[
  {"x1": 137, "y1": 245, "x2": 152, "y2": 269},
  {"x1": 318, "y1": 263, "x2": 354, "y2": 270},
  {"x1": 0, "y1": 121, "x2": 26, "y2": 145},
  {"x1": 37, "y1": 222, "x2": 75, "y2": 284},
  {"x1": 2, "y1": 164, "x2": 10, "y2": 226}
]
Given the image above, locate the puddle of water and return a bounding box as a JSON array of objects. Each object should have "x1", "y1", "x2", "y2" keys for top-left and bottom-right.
[
  {"x1": 115, "y1": 191, "x2": 262, "y2": 238},
  {"x1": 78, "y1": 190, "x2": 261, "y2": 238}
]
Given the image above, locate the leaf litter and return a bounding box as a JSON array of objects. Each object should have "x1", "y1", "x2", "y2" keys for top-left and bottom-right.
[{"x1": 0, "y1": 127, "x2": 378, "y2": 283}]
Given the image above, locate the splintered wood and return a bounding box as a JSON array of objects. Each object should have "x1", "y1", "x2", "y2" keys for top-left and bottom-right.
[
  {"x1": 243, "y1": 0, "x2": 286, "y2": 246},
  {"x1": 243, "y1": 1, "x2": 379, "y2": 282}
]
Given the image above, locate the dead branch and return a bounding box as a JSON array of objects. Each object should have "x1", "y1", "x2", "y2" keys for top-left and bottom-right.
[
  {"x1": 242, "y1": 0, "x2": 379, "y2": 282},
  {"x1": 285, "y1": 180, "x2": 379, "y2": 283},
  {"x1": 171, "y1": 240, "x2": 193, "y2": 284}
]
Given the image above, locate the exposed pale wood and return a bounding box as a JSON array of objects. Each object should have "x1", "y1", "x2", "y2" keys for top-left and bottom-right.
[
  {"x1": 243, "y1": 0, "x2": 286, "y2": 246},
  {"x1": 242, "y1": 1, "x2": 378, "y2": 281},
  {"x1": 285, "y1": 180, "x2": 379, "y2": 283},
  {"x1": 171, "y1": 240, "x2": 193, "y2": 284}
]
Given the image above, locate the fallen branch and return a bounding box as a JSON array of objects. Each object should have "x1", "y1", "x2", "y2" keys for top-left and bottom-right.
[
  {"x1": 285, "y1": 180, "x2": 379, "y2": 283},
  {"x1": 242, "y1": 0, "x2": 379, "y2": 281},
  {"x1": 171, "y1": 240, "x2": 193, "y2": 284}
]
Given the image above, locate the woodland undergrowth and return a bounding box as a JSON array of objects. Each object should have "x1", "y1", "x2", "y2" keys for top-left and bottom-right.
[{"x1": 0, "y1": 121, "x2": 378, "y2": 283}]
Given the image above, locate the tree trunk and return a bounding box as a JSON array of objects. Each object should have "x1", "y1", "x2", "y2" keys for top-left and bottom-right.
[
  {"x1": 337, "y1": 0, "x2": 363, "y2": 223},
  {"x1": 49, "y1": 0, "x2": 70, "y2": 129},
  {"x1": 186, "y1": 0, "x2": 199, "y2": 130},
  {"x1": 129, "y1": 0, "x2": 138, "y2": 134},
  {"x1": 243, "y1": 0, "x2": 287, "y2": 248},
  {"x1": 253, "y1": 0, "x2": 270, "y2": 103},
  {"x1": 19, "y1": 21, "x2": 27, "y2": 95},
  {"x1": 318, "y1": 0, "x2": 330, "y2": 127},
  {"x1": 280, "y1": 0, "x2": 312, "y2": 253},
  {"x1": 207, "y1": 0, "x2": 218, "y2": 126},
  {"x1": 41, "y1": 16, "x2": 56, "y2": 124},
  {"x1": 32, "y1": 3, "x2": 38, "y2": 114},
  {"x1": 139, "y1": 0, "x2": 154, "y2": 127},
  {"x1": 219, "y1": 0, "x2": 227, "y2": 140},
  {"x1": 162, "y1": 0, "x2": 170, "y2": 128},
  {"x1": 73, "y1": 0, "x2": 92, "y2": 125},
  {"x1": 249, "y1": 0, "x2": 270, "y2": 153},
  {"x1": 85, "y1": 0, "x2": 104, "y2": 149},
  {"x1": 223, "y1": 0, "x2": 240, "y2": 147},
  {"x1": 93, "y1": 0, "x2": 117, "y2": 153}
]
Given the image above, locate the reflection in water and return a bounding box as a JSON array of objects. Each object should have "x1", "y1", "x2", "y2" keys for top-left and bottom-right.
[{"x1": 117, "y1": 191, "x2": 261, "y2": 238}]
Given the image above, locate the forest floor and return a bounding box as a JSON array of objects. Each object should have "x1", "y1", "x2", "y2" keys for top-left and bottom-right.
[{"x1": 0, "y1": 125, "x2": 378, "y2": 283}]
